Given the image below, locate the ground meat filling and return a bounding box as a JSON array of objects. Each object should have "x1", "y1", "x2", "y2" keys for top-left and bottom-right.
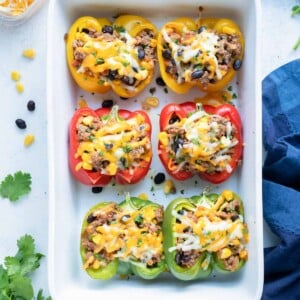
[
  {"x1": 81, "y1": 203, "x2": 164, "y2": 270},
  {"x1": 161, "y1": 26, "x2": 242, "y2": 87},
  {"x1": 71, "y1": 26, "x2": 156, "y2": 90},
  {"x1": 165, "y1": 112, "x2": 238, "y2": 175}
]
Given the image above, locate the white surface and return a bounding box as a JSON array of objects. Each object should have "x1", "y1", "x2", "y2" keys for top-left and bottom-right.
[
  {"x1": 47, "y1": 0, "x2": 262, "y2": 299},
  {"x1": 0, "y1": 0, "x2": 299, "y2": 298}
]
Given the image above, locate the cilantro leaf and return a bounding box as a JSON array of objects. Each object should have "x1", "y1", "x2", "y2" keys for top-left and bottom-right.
[
  {"x1": 293, "y1": 37, "x2": 300, "y2": 50},
  {"x1": 36, "y1": 289, "x2": 52, "y2": 300},
  {"x1": 0, "y1": 235, "x2": 51, "y2": 300},
  {"x1": 0, "y1": 171, "x2": 32, "y2": 202},
  {"x1": 291, "y1": 5, "x2": 300, "y2": 16}
]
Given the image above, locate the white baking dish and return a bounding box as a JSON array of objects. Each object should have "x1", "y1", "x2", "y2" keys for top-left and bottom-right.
[{"x1": 47, "y1": 0, "x2": 263, "y2": 299}]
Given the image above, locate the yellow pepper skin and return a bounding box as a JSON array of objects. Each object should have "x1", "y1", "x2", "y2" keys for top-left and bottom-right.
[
  {"x1": 66, "y1": 16, "x2": 158, "y2": 98},
  {"x1": 157, "y1": 17, "x2": 244, "y2": 94}
]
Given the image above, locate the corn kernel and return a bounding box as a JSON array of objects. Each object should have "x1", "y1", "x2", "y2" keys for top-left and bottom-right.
[
  {"x1": 78, "y1": 98, "x2": 88, "y2": 108},
  {"x1": 222, "y1": 190, "x2": 233, "y2": 201},
  {"x1": 16, "y1": 82, "x2": 24, "y2": 93},
  {"x1": 138, "y1": 193, "x2": 148, "y2": 200},
  {"x1": 11, "y1": 71, "x2": 21, "y2": 81},
  {"x1": 92, "y1": 234, "x2": 102, "y2": 245},
  {"x1": 239, "y1": 249, "x2": 248, "y2": 260},
  {"x1": 24, "y1": 134, "x2": 35, "y2": 147},
  {"x1": 22, "y1": 48, "x2": 36, "y2": 59},
  {"x1": 164, "y1": 179, "x2": 176, "y2": 194},
  {"x1": 220, "y1": 248, "x2": 232, "y2": 259},
  {"x1": 142, "y1": 96, "x2": 159, "y2": 111},
  {"x1": 92, "y1": 259, "x2": 101, "y2": 270},
  {"x1": 82, "y1": 116, "x2": 93, "y2": 126}
]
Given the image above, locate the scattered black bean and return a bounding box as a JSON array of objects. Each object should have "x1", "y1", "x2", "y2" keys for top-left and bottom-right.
[
  {"x1": 233, "y1": 59, "x2": 242, "y2": 71},
  {"x1": 197, "y1": 26, "x2": 207, "y2": 33},
  {"x1": 102, "y1": 25, "x2": 114, "y2": 34},
  {"x1": 27, "y1": 100, "x2": 35, "y2": 111},
  {"x1": 191, "y1": 69, "x2": 204, "y2": 79},
  {"x1": 87, "y1": 214, "x2": 97, "y2": 223},
  {"x1": 154, "y1": 172, "x2": 166, "y2": 184},
  {"x1": 155, "y1": 77, "x2": 166, "y2": 87},
  {"x1": 149, "y1": 87, "x2": 156, "y2": 95},
  {"x1": 92, "y1": 186, "x2": 103, "y2": 193},
  {"x1": 162, "y1": 49, "x2": 172, "y2": 60},
  {"x1": 102, "y1": 99, "x2": 114, "y2": 108},
  {"x1": 138, "y1": 47, "x2": 145, "y2": 60},
  {"x1": 15, "y1": 118, "x2": 26, "y2": 129}
]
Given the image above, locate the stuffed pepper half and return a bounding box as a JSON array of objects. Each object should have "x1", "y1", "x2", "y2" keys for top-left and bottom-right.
[
  {"x1": 69, "y1": 105, "x2": 152, "y2": 186},
  {"x1": 163, "y1": 190, "x2": 249, "y2": 281},
  {"x1": 80, "y1": 195, "x2": 165, "y2": 280},
  {"x1": 66, "y1": 15, "x2": 158, "y2": 98},
  {"x1": 158, "y1": 102, "x2": 243, "y2": 184},
  {"x1": 157, "y1": 17, "x2": 244, "y2": 93}
]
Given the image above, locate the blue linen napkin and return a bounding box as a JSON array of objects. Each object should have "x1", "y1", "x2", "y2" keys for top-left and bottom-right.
[{"x1": 262, "y1": 59, "x2": 300, "y2": 300}]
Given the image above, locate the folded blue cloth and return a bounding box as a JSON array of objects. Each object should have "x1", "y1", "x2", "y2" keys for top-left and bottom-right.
[{"x1": 262, "y1": 59, "x2": 300, "y2": 299}]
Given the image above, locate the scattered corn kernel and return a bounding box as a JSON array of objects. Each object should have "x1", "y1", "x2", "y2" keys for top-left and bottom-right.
[
  {"x1": 222, "y1": 190, "x2": 233, "y2": 201},
  {"x1": 11, "y1": 70, "x2": 21, "y2": 81},
  {"x1": 142, "y1": 96, "x2": 159, "y2": 110},
  {"x1": 163, "y1": 179, "x2": 176, "y2": 195},
  {"x1": 24, "y1": 134, "x2": 35, "y2": 147},
  {"x1": 78, "y1": 98, "x2": 88, "y2": 108},
  {"x1": 220, "y1": 248, "x2": 232, "y2": 259},
  {"x1": 138, "y1": 193, "x2": 148, "y2": 200},
  {"x1": 16, "y1": 82, "x2": 24, "y2": 93},
  {"x1": 22, "y1": 48, "x2": 36, "y2": 59}
]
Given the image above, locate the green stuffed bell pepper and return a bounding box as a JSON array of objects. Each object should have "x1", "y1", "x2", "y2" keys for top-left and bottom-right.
[
  {"x1": 163, "y1": 190, "x2": 249, "y2": 280},
  {"x1": 163, "y1": 194, "x2": 215, "y2": 280},
  {"x1": 80, "y1": 194, "x2": 165, "y2": 280}
]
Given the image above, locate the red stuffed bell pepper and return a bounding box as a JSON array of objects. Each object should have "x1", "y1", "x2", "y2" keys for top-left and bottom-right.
[
  {"x1": 69, "y1": 105, "x2": 152, "y2": 186},
  {"x1": 158, "y1": 102, "x2": 243, "y2": 184}
]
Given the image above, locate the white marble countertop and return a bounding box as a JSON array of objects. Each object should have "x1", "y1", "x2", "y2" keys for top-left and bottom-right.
[{"x1": 0, "y1": 0, "x2": 299, "y2": 297}]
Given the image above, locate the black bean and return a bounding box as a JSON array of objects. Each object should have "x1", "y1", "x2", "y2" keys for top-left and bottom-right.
[
  {"x1": 191, "y1": 69, "x2": 204, "y2": 79},
  {"x1": 120, "y1": 157, "x2": 126, "y2": 167},
  {"x1": 102, "y1": 25, "x2": 114, "y2": 34},
  {"x1": 156, "y1": 77, "x2": 166, "y2": 87},
  {"x1": 27, "y1": 100, "x2": 35, "y2": 111},
  {"x1": 177, "y1": 48, "x2": 184, "y2": 56},
  {"x1": 92, "y1": 186, "x2": 103, "y2": 194},
  {"x1": 15, "y1": 119, "x2": 26, "y2": 129},
  {"x1": 132, "y1": 66, "x2": 138, "y2": 73},
  {"x1": 108, "y1": 69, "x2": 118, "y2": 80},
  {"x1": 197, "y1": 26, "x2": 207, "y2": 33},
  {"x1": 233, "y1": 59, "x2": 242, "y2": 71},
  {"x1": 138, "y1": 47, "x2": 145, "y2": 60},
  {"x1": 82, "y1": 28, "x2": 89, "y2": 34},
  {"x1": 162, "y1": 49, "x2": 172, "y2": 60},
  {"x1": 105, "y1": 143, "x2": 113, "y2": 150},
  {"x1": 177, "y1": 209, "x2": 185, "y2": 215},
  {"x1": 121, "y1": 76, "x2": 136, "y2": 86},
  {"x1": 169, "y1": 114, "x2": 180, "y2": 124},
  {"x1": 154, "y1": 172, "x2": 165, "y2": 184},
  {"x1": 87, "y1": 214, "x2": 96, "y2": 223},
  {"x1": 149, "y1": 87, "x2": 156, "y2": 94},
  {"x1": 102, "y1": 99, "x2": 114, "y2": 108}
]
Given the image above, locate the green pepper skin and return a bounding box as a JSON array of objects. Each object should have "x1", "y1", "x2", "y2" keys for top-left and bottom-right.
[
  {"x1": 80, "y1": 202, "x2": 119, "y2": 280},
  {"x1": 212, "y1": 192, "x2": 248, "y2": 273},
  {"x1": 119, "y1": 196, "x2": 166, "y2": 280},
  {"x1": 163, "y1": 197, "x2": 212, "y2": 281}
]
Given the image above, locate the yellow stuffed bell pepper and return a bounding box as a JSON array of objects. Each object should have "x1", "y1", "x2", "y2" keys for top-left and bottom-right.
[
  {"x1": 157, "y1": 17, "x2": 244, "y2": 94},
  {"x1": 66, "y1": 15, "x2": 158, "y2": 98}
]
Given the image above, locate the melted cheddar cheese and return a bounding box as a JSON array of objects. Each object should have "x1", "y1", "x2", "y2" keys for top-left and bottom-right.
[
  {"x1": 0, "y1": 0, "x2": 34, "y2": 16},
  {"x1": 75, "y1": 106, "x2": 152, "y2": 176},
  {"x1": 158, "y1": 105, "x2": 238, "y2": 174}
]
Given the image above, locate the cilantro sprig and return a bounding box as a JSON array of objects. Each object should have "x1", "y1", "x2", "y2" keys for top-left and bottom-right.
[
  {"x1": 291, "y1": 5, "x2": 300, "y2": 16},
  {"x1": 0, "y1": 235, "x2": 51, "y2": 300},
  {"x1": 0, "y1": 171, "x2": 32, "y2": 202}
]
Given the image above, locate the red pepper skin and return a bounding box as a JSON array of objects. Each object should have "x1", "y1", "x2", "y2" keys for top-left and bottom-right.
[
  {"x1": 158, "y1": 102, "x2": 243, "y2": 184},
  {"x1": 69, "y1": 107, "x2": 152, "y2": 186}
]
